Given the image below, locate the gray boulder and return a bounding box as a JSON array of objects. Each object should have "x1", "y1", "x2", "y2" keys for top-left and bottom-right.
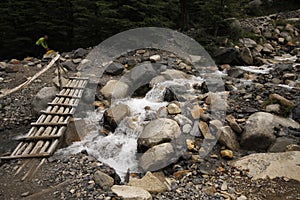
[
  {"x1": 139, "y1": 142, "x2": 177, "y2": 171},
  {"x1": 100, "y1": 80, "x2": 129, "y2": 99},
  {"x1": 219, "y1": 126, "x2": 240, "y2": 151},
  {"x1": 232, "y1": 151, "x2": 300, "y2": 181},
  {"x1": 73, "y1": 48, "x2": 88, "y2": 58},
  {"x1": 61, "y1": 60, "x2": 77, "y2": 71},
  {"x1": 241, "y1": 112, "x2": 299, "y2": 151},
  {"x1": 32, "y1": 86, "x2": 58, "y2": 116},
  {"x1": 93, "y1": 170, "x2": 114, "y2": 189},
  {"x1": 137, "y1": 118, "x2": 180, "y2": 151},
  {"x1": 105, "y1": 62, "x2": 125, "y2": 76},
  {"x1": 111, "y1": 185, "x2": 152, "y2": 200},
  {"x1": 103, "y1": 104, "x2": 130, "y2": 131}
]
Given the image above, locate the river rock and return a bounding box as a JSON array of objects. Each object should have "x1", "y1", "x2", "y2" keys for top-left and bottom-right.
[
  {"x1": 150, "y1": 69, "x2": 188, "y2": 86},
  {"x1": 103, "y1": 104, "x2": 130, "y2": 131},
  {"x1": 219, "y1": 126, "x2": 240, "y2": 151},
  {"x1": 167, "y1": 103, "x2": 181, "y2": 114},
  {"x1": 100, "y1": 80, "x2": 129, "y2": 99},
  {"x1": 239, "y1": 38, "x2": 257, "y2": 48},
  {"x1": 241, "y1": 112, "x2": 299, "y2": 151},
  {"x1": 150, "y1": 55, "x2": 161, "y2": 62},
  {"x1": 128, "y1": 171, "x2": 167, "y2": 194},
  {"x1": 174, "y1": 114, "x2": 192, "y2": 127},
  {"x1": 292, "y1": 103, "x2": 300, "y2": 123},
  {"x1": 105, "y1": 62, "x2": 125, "y2": 75},
  {"x1": 214, "y1": 47, "x2": 241, "y2": 65},
  {"x1": 190, "y1": 105, "x2": 204, "y2": 120},
  {"x1": 137, "y1": 118, "x2": 180, "y2": 150},
  {"x1": 73, "y1": 48, "x2": 88, "y2": 58},
  {"x1": 32, "y1": 86, "x2": 58, "y2": 116},
  {"x1": 139, "y1": 142, "x2": 176, "y2": 171},
  {"x1": 93, "y1": 170, "x2": 114, "y2": 189},
  {"x1": 232, "y1": 151, "x2": 300, "y2": 181},
  {"x1": 226, "y1": 115, "x2": 242, "y2": 134},
  {"x1": 240, "y1": 47, "x2": 253, "y2": 65},
  {"x1": 111, "y1": 185, "x2": 152, "y2": 200}
]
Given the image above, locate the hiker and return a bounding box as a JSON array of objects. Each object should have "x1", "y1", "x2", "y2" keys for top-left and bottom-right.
[{"x1": 35, "y1": 35, "x2": 49, "y2": 58}]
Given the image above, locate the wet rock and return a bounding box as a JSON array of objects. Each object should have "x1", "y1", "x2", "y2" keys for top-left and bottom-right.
[
  {"x1": 103, "y1": 104, "x2": 130, "y2": 131},
  {"x1": 174, "y1": 114, "x2": 192, "y2": 127},
  {"x1": 139, "y1": 142, "x2": 176, "y2": 171},
  {"x1": 241, "y1": 112, "x2": 299, "y2": 151},
  {"x1": 219, "y1": 126, "x2": 240, "y2": 151},
  {"x1": 100, "y1": 80, "x2": 129, "y2": 99},
  {"x1": 214, "y1": 47, "x2": 241, "y2": 65},
  {"x1": 93, "y1": 170, "x2": 114, "y2": 189},
  {"x1": 138, "y1": 118, "x2": 180, "y2": 150},
  {"x1": 232, "y1": 151, "x2": 300, "y2": 181},
  {"x1": 111, "y1": 185, "x2": 152, "y2": 200},
  {"x1": 128, "y1": 171, "x2": 167, "y2": 194},
  {"x1": 190, "y1": 105, "x2": 204, "y2": 120},
  {"x1": 167, "y1": 103, "x2": 181, "y2": 115},
  {"x1": 227, "y1": 67, "x2": 244, "y2": 78},
  {"x1": 32, "y1": 86, "x2": 58, "y2": 115},
  {"x1": 105, "y1": 62, "x2": 125, "y2": 76}
]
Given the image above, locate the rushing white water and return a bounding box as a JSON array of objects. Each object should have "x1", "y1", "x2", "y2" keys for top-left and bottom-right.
[{"x1": 57, "y1": 74, "x2": 204, "y2": 178}]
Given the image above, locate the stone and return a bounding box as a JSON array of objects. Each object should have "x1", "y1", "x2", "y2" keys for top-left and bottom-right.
[
  {"x1": 219, "y1": 126, "x2": 239, "y2": 151},
  {"x1": 226, "y1": 115, "x2": 242, "y2": 134},
  {"x1": 214, "y1": 47, "x2": 241, "y2": 65},
  {"x1": 239, "y1": 38, "x2": 257, "y2": 48},
  {"x1": 186, "y1": 139, "x2": 195, "y2": 151},
  {"x1": 138, "y1": 118, "x2": 180, "y2": 150},
  {"x1": 269, "y1": 93, "x2": 295, "y2": 108},
  {"x1": 282, "y1": 73, "x2": 296, "y2": 80},
  {"x1": 150, "y1": 69, "x2": 188, "y2": 86},
  {"x1": 139, "y1": 142, "x2": 176, "y2": 171},
  {"x1": 167, "y1": 103, "x2": 181, "y2": 115},
  {"x1": 111, "y1": 185, "x2": 152, "y2": 200},
  {"x1": 182, "y1": 124, "x2": 192, "y2": 134},
  {"x1": 100, "y1": 80, "x2": 129, "y2": 99},
  {"x1": 227, "y1": 67, "x2": 244, "y2": 78},
  {"x1": 262, "y1": 43, "x2": 274, "y2": 54},
  {"x1": 190, "y1": 105, "x2": 204, "y2": 120},
  {"x1": 241, "y1": 112, "x2": 299, "y2": 151},
  {"x1": 174, "y1": 114, "x2": 192, "y2": 127},
  {"x1": 32, "y1": 86, "x2": 58, "y2": 116},
  {"x1": 128, "y1": 171, "x2": 167, "y2": 194},
  {"x1": 105, "y1": 62, "x2": 125, "y2": 76},
  {"x1": 240, "y1": 47, "x2": 253, "y2": 65},
  {"x1": 62, "y1": 60, "x2": 77, "y2": 71},
  {"x1": 237, "y1": 195, "x2": 248, "y2": 200},
  {"x1": 150, "y1": 55, "x2": 161, "y2": 62},
  {"x1": 73, "y1": 48, "x2": 88, "y2": 58},
  {"x1": 286, "y1": 144, "x2": 300, "y2": 151},
  {"x1": 93, "y1": 170, "x2": 114, "y2": 189},
  {"x1": 265, "y1": 104, "x2": 280, "y2": 114},
  {"x1": 292, "y1": 103, "x2": 300, "y2": 123},
  {"x1": 268, "y1": 137, "x2": 297, "y2": 152},
  {"x1": 72, "y1": 58, "x2": 82, "y2": 64},
  {"x1": 278, "y1": 37, "x2": 285, "y2": 44},
  {"x1": 221, "y1": 149, "x2": 234, "y2": 159},
  {"x1": 103, "y1": 104, "x2": 130, "y2": 131},
  {"x1": 232, "y1": 151, "x2": 300, "y2": 181}
]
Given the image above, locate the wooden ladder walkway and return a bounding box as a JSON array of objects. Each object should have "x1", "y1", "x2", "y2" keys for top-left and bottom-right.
[{"x1": 1, "y1": 77, "x2": 88, "y2": 160}]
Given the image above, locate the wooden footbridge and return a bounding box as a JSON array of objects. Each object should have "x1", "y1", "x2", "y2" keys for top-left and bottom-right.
[{"x1": 0, "y1": 54, "x2": 89, "y2": 180}]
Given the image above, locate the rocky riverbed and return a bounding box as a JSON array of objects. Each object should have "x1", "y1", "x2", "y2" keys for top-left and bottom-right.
[{"x1": 1, "y1": 11, "x2": 300, "y2": 200}]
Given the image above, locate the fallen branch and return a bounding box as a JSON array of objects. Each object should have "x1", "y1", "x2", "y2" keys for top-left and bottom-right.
[{"x1": 0, "y1": 54, "x2": 60, "y2": 99}]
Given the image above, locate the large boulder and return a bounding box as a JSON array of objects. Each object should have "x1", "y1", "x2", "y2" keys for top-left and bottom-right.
[
  {"x1": 32, "y1": 86, "x2": 58, "y2": 116},
  {"x1": 93, "y1": 170, "x2": 114, "y2": 189},
  {"x1": 128, "y1": 171, "x2": 167, "y2": 194},
  {"x1": 100, "y1": 80, "x2": 129, "y2": 99},
  {"x1": 139, "y1": 142, "x2": 177, "y2": 171},
  {"x1": 103, "y1": 104, "x2": 130, "y2": 131},
  {"x1": 105, "y1": 62, "x2": 125, "y2": 76},
  {"x1": 232, "y1": 151, "x2": 300, "y2": 181},
  {"x1": 137, "y1": 118, "x2": 180, "y2": 151},
  {"x1": 213, "y1": 47, "x2": 241, "y2": 65},
  {"x1": 241, "y1": 112, "x2": 299, "y2": 151},
  {"x1": 150, "y1": 69, "x2": 188, "y2": 87},
  {"x1": 111, "y1": 185, "x2": 152, "y2": 200},
  {"x1": 219, "y1": 126, "x2": 240, "y2": 151},
  {"x1": 240, "y1": 47, "x2": 253, "y2": 65}
]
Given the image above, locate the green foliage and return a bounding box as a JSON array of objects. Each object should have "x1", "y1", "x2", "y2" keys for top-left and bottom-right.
[{"x1": 0, "y1": 0, "x2": 299, "y2": 60}]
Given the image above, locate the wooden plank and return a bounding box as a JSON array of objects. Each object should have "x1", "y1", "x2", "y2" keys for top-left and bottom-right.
[
  {"x1": 55, "y1": 94, "x2": 81, "y2": 99},
  {"x1": 15, "y1": 135, "x2": 60, "y2": 141},
  {"x1": 63, "y1": 86, "x2": 86, "y2": 89},
  {"x1": 0, "y1": 153, "x2": 50, "y2": 159},
  {"x1": 40, "y1": 110, "x2": 74, "y2": 116},
  {"x1": 47, "y1": 103, "x2": 78, "y2": 107},
  {"x1": 69, "y1": 77, "x2": 89, "y2": 80},
  {"x1": 31, "y1": 122, "x2": 68, "y2": 126}
]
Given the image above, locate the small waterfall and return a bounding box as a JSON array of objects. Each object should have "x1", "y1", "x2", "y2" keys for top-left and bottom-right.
[{"x1": 57, "y1": 75, "x2": 204, "y2": 178}]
